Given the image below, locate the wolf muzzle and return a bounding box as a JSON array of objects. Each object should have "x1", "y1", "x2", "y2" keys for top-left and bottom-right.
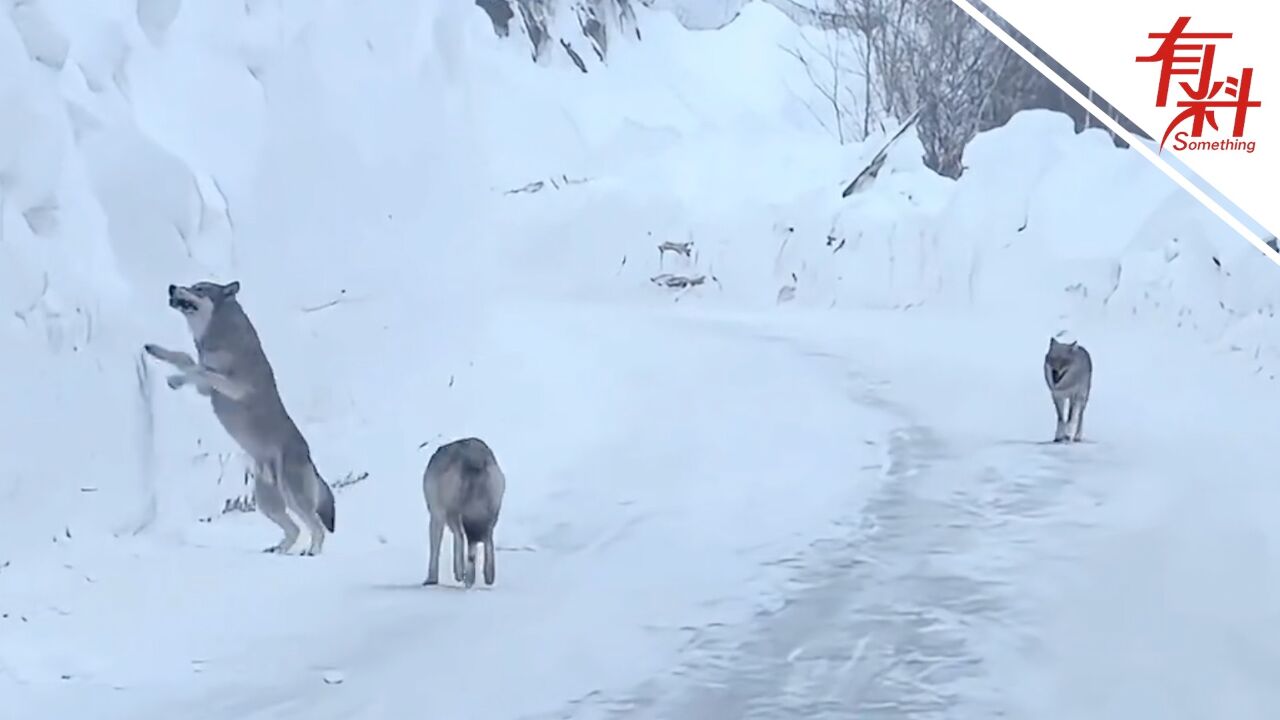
[{"x1": 168, "y1": 284, "x2": 198, "y2": 312}]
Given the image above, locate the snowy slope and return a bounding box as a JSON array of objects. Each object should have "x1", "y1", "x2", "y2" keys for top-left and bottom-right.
[
  {"x1": 5, "y1": 0, "x2": 1280, "y2": 718},
  {"x1": 1, "y1": 0, "x2": 491, "y2": 558},
  {"x1": 0, "y1": 0, "x2": 851, "y2": 553}
]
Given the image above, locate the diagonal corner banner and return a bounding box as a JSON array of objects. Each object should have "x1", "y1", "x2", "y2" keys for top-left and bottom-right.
[{"x1": 954, "y1": 0, "x2": 1278, "y2": 264}]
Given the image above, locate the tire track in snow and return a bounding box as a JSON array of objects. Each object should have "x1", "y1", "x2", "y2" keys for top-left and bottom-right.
[{"x1": 550, "y1": 331, "x2": 1110, "y2": 720}]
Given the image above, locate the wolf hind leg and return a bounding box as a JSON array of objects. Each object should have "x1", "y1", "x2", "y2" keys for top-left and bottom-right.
[
  {"x1": 254, "y1": 461, "x2": 300, "y2": 554},
  {"x1": 464, "y1": 541, "x2": 478, "y2": 588},
  {"x1": 449, "y1": 518, "x2": 467, "y2": 583},
  {"x1": 298, "y1": 507, "x2": 327, "y2": 556},
  {"x1": 483, "y1": 532, "x2": 497, "y2": 586},
  {"x1": 280, "y1": 461, "x2": 327, "y2": 557},
  {"x1": 462, "y1": 518, "x2": 495, "y2": 587},
  {"x1": 425, "y1": 515, "x2": 445, "y2": 585}
]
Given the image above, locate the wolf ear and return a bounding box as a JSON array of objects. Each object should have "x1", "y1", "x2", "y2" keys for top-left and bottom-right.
[
  {"x1": 1049, "y1": 337, "x2": 1060, "y2": 347},
  {"x1": 222, "y1": 281, "x2": 241, "y2": 298}
]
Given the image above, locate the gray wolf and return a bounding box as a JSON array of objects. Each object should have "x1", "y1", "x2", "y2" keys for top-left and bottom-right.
[
  {"x1": 1043, "y1": 336, "x2": 1093, "y2": 443},
  {"x1": 143, "y1": 280, "x2": 336, "y2": 555},
  {"x1": 422, "y1": 437, "x2": 506, "y2": 588}
]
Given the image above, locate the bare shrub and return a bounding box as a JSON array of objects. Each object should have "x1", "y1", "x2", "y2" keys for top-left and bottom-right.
[{"x1": 785, "y1": 0, "x2": 1134, "y2": 178}]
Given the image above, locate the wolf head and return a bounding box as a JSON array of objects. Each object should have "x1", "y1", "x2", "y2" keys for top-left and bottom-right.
[
  {"x1": 1045, "y1": 337, "x2": 1077, "y2": 380},
  {"x1": 168, "y1": 280, "x2": 241, "y2": 340},
  {"x1": 1046, "y1": 336, "x2": 1077, "y2": 355}
]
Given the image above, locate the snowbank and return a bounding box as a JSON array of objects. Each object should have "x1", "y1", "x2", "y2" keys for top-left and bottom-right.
[
  {"x1": 0, "y1": 0, "x2": 496, "y2": 560},
  {"x1": 499, "y1": 103, "x2": 1279, "y2": 379},
  {"x1": 531, "y1": 102, "x2": 1280, "y2": 366},
  {"x1": 0, "y1": 0, "x2": 843, "y2": 562}
]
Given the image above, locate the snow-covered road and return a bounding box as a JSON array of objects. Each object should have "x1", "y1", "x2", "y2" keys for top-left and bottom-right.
[
  {"x1": 564, "y1": 307, "x2": 1280, "y2": 720},
  {"x1": 4, "y1": 299, "x2": 888, "y2": 719},
  {"x1": 573, "y1": 333, "x2": 1108, "y2": 719},
  {"x1": 7, "y1": 301, "x2": 1280, "y2": 720}
]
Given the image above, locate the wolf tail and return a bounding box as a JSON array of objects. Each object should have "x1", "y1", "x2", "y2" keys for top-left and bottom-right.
[
  {"x1": 461, "y1": 516, "x2": 491, "y2": 544},
  {"x1": 458, "y1": 460, "x2": 494, "y2": 543},
  {"x1": 316, "y1": 470, "x2": 336, "y2": 532}
]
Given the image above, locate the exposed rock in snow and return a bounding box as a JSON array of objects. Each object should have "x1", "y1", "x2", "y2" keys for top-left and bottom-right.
[{"x1": 474, "y1": 0, "x2": 641, "y2": 70}]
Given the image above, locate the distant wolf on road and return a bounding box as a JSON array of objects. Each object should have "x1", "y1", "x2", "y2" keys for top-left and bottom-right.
[
  {"x1": 144, "y1": 280, "x2": 336, "y2": 555},
  {"x1": 1043, "y1": 336, "x2": 1093, "y2": 443},
  {"x1": 423, "y1": 437, "x2": 506, "y2": 588}
]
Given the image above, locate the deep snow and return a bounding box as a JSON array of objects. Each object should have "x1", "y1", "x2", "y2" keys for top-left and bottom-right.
[{"x1": 4, "y1": 1, "x2": 1280, "y2": 718}]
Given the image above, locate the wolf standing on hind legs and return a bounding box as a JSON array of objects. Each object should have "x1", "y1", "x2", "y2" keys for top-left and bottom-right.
[
  {"x1": 422, "y1": 438, "x2": 506, "y2": 588},
  {"x1": 1043, "y1": 336, "x2": 1093, "y2": 443},
  {"x1": 143, "y1": 281, "x2": 336, "y2": 555}
]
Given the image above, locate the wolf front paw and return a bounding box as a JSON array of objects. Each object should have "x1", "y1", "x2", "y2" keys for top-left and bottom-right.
[
  {"x1": 166, "y1": 374, "x2": 187, "y2": 390},
  {"x1": 144, "y1": 344, "x2": 195, "y2": 368}
]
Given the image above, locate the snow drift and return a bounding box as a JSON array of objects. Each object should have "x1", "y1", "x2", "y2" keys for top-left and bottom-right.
[{"x1": 0, "y1": 0, "x2": 496, "y2": 559}]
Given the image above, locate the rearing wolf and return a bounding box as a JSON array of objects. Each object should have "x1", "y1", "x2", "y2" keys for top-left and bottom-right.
[{"x1": 144, "y1": 280, "x2": 336, "y2": 555}]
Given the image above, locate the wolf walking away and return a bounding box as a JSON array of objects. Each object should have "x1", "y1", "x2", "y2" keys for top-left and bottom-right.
[
  {"x1": 143, "y1": 281, "x2": 337, "y2": 555},
  {"x1": 1043, "y1": 336, "x2": 1093, "y2": 443},
  {"x1": 422, "y1": 437, "x2": 506, "y2": 588}
]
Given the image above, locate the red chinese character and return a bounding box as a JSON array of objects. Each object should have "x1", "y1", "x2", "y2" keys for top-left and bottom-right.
[
  {"x1": 1158, "y1": 68, "x2": 1261, "y2": 149},
  {"x1": 1136, "y1": 16, "x2": 1232, "y2": 107}
]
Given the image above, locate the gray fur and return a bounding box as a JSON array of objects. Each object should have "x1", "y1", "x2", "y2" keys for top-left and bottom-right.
[
  {"x1": 144, "y1": 281, "x2": 336, "y2": 555},
  {"x1": 422, "y1": 437, "x2": 506, "y2": 588},
  {"x1": 1043, "y1": 337, "x2": 1093, "y2": 443}
]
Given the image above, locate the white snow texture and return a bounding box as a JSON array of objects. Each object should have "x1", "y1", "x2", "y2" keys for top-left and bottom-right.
[{"x1": 3, "y1": 1, "x2": 1280, "y2": 719}]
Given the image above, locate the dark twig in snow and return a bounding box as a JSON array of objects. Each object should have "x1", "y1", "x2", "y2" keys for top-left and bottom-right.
[
  {"x1": 650, "y1": 273, "x2": 706, "y2": 289},
  {"x1": 301, "y1": 289, "x2": 366, "y2": 314}
]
